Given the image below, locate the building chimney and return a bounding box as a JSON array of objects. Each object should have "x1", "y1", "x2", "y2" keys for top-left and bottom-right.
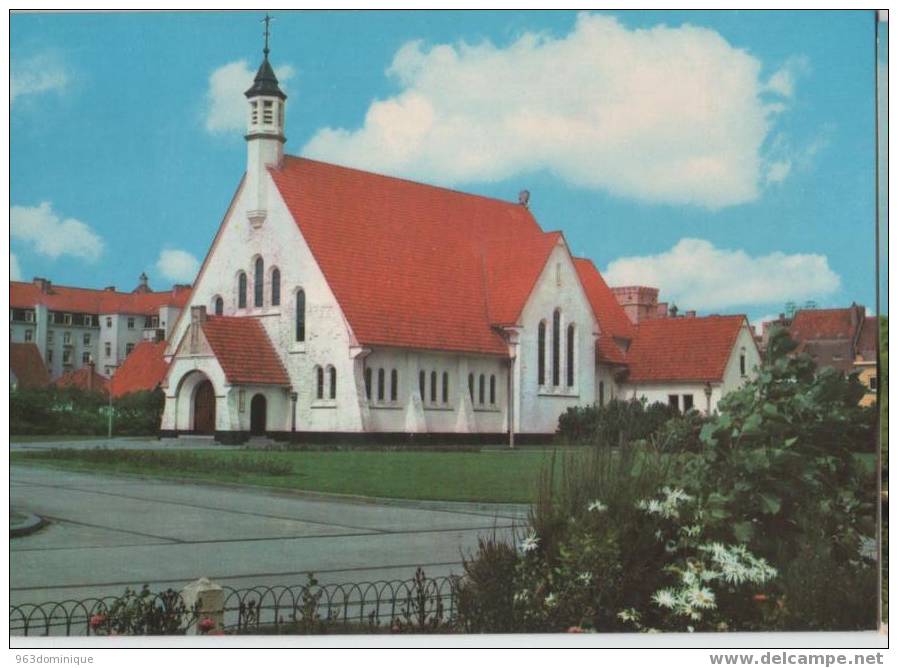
[
  {"x1": 669, "y1": 304, "x2": 679, "y2": 317},
  {"x1": 518, "y1": 190, "x2": 530, "y2": 207},
  {"x1": 611, "y1": 286, "x2": 661, "y2": 324},
  {"x1": 133, "y1": 272, "x2": 151, "y2": 294},
  {"x1": 190, "y1": 305, "x2": 207, "y2": 326},
  {"x1": 32, "y1": 277, "x2": 52, "y2": 293},
  {"x1": 104, "y1": 285, "x2": 116, "y2": 292}
]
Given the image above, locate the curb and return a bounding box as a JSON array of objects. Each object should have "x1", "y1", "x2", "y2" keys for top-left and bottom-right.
[{"x1": 10, "y1": 512, "x2": 48, "y2": 538}]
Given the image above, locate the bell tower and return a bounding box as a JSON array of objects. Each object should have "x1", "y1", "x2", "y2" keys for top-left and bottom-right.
[{"x1": 245, "y1": 14, "x2": 287, "y2": 228}]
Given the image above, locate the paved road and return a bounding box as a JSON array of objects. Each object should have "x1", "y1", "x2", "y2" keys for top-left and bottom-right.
[{"x1": 10, "y1": 465, "x2": 525, "y2": 608}]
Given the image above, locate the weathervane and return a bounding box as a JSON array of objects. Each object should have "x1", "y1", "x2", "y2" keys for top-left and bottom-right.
[{"x1": 261, "y1": 13, "x2": 274, "y2": 58}]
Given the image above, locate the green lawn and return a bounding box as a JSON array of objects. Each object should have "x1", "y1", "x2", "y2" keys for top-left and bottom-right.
[
  {"x1": 10, "y1": 448, "x2": 575, "y2": 504},
  {"x1": 10, "y1": 434, "x2": 113, "y2": 443}
]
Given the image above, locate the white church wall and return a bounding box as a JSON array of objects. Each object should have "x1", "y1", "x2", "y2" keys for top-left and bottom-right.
[
  {"x1": 517, "y1": 242, "x2": 598, "y2": 434},
  {"x1": 595, "y1": 363, "x2": 621, "y2": 407},
  {"x1": 720, "y1": 324, "x2": 761, "y2": 396}
]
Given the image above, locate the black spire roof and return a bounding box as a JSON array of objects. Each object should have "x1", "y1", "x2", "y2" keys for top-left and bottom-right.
[{"x1": 244, "y1": 57, "x2": 287, "y2": 100}]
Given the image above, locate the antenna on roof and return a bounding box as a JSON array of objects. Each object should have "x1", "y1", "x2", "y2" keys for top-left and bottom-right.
[{"x1": 518, "y1": 190, "x2": 530, "y2": 207}]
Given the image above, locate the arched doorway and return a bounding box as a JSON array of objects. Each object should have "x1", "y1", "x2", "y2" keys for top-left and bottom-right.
[
  {"x1": 250, "y1": 394, "x2": 267, "y2": 436},
  {"x1": 193, "y1": 380, "x2": 216, "y2": 434}
]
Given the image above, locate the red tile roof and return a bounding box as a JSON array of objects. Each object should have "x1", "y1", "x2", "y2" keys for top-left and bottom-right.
[
  {"x1": 109, "y1": 341, "x2": 169, "y2": 398},
  {"x1": 573, "y1": 258, "x2": 635, "y2": 366},
  {"x1": 54, "y1": 366, "x2": 109, "y2": 395},
  {"x1": 10, "y1": 281, "x2": 191, "y2": 316},
  {"x1": 201, "y1": 316, "x2": 290, "y2": 386},
  {"x1": 625, "y1": 315, "x2": 748, "y2": 383},
  {"x1": 10, "y1": 343, "x2": 50, "y2": 389},
  {"x1": 270, "y1": 156, "x2": 554, "y2": 355},
  {"x1": 789, "y1": 307, "x2": 859, "y2": 341}
]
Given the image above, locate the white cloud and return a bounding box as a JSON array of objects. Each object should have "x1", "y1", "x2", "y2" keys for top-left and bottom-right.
[
  {"x1": 303, "y1": 13, "x2": 801, "y2": 209},
  {"x1": 11, "y1": 53, "x2": 69, "y2": 104},
  {"x1": 763, "y1": 56, "x2": 809, "y2": 98},
  {"x1": 10, "y1": 202, "x2": 104, "y2": 262},
  {"x1": 604, "y1": 238, "x2": 841, "y2": 311},
  {"x1": 10, "y1": 253, "x2": 22, "y2": 281},
  {"x1": 155, "y1": 249, "x2": 200, "y2": 283},
  {"x1": 204, "y1": 60, "x2": 295, "y2": 133}
]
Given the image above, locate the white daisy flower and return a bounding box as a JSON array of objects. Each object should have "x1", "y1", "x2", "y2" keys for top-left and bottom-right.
[
  {"x1": 687, "y1": 587, "x2": 717, "y2": 610},
  {"x1": 544, "y1": 592, "x2": 558, "y2": 608},
  {"x1": 651, "y1": 589, "x2": 678, "y2": 609},
  {"x1": 520, "y1": 531, "x2": 540, "y2": 553},
  {"x1": 588, "y1": 499, "x2": 608, "y2": 513},
  {"x1": 578, "y1": 571, "x2": 593, "y2": 584}
]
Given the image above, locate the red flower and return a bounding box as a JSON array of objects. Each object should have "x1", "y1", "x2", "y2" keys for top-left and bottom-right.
[
  {"x1": 198, "y1": 617, "x2": 217, "y2": 633},
  {"x1": 752, "y1": 594, "x2": 769, "y2": 603},
  {"x1": 89, "y1": 613, "x2": 106, "y2": 629},
  {"x1": 567, "y1": 626, "x2": 585, "y2": 633}
]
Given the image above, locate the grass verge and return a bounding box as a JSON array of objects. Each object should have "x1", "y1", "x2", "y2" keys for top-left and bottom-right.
[{"x1": 11, "y1": 447, "x2": 568, "y2": 504}]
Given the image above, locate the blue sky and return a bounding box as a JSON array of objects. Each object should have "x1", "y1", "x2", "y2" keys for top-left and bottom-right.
[{"x1": 10, "y1": 10, "x2": 884, "y2": 324}]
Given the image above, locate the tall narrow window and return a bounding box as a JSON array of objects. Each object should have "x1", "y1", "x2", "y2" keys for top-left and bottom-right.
[
  {"x1": 566, "y1": 323, "x2": 575, "y2": 387},
  {"x1": 377, "y1": 368, "x2": 385, "y2": 401},
  {"x1": 552, "y1": 309, "x2": 561, "y2": 386},
  {"x1": 238, "y1": 272, "x2": 247, "y2": 308},
  {"x1": 537, "y1": 321, "x2": 546, "y2": 385},
  {"x1": 254, "y1": 258, "x2": 264, "y2": 307},
  {"x1": 419, "y1": 370, "x2": 426, "y2": 400},
  {"x1": 295, "y1": 290, "x2": 306, "y2": 342},
  {"x1": 489, "y1": 375, "x2": 496, "y2": 405},
  {"x1": 740, "y1": 350, "x2": 746, "y2": 376},
  {"x1": 479, "y1": 374, "x2": 486, "y2": 405},
  {"x1": 329, "y1": 366, "x2": 337, "y2": 399},
  {"x1": 214, "y1": 297, "x2": 223, "y2": 316},
  {"x1": 430, "y1": 371, "x2": 437, "y2": 403},
  {"x1": 468, "y1": 373, "x2": 475, "y2": 401},
  {"x1": 442, "y1": 372, "x2": 449, "y2": 403},
  {"x1": 390, "y1": 369, "x2": 398, "y2": 401},
  {"x1": 364, "y1": 368, "x2": 372, "y2": 400},
  {"x1": 271, "y1": 268, "x2": 281, "y2": 306},
  {"x1": 599, "y1": 381, "x2": 605, "y2": 408},
  {"x1": 316, "y1": 366, "x2": 324, "y2": 400}
]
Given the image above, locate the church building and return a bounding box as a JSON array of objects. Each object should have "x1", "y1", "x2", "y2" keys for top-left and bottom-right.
[{"x1": 159, "y1": 43, "x2": 760, "y2": 444}]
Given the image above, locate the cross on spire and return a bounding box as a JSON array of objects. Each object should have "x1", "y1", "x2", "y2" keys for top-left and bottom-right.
[{"x1": 261, "y1": 13, "x2": 274, "y2": 58}]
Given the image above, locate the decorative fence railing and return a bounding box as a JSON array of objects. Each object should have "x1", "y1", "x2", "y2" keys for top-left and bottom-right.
[{"x1": 10, "y1": 570, "x2": 461, "y2": 637}]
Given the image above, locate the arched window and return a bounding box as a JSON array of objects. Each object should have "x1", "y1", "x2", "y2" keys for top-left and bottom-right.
[
  {"x1": 566, "y1": 323, "x2": 576, "y2": 387},
  {"x1": 213, "y1": 296, "x2": 223, "y2": 316},
  {"x1": 478, "y1": 374, "x2": 485, "y2": 405},
  {"x1": 238, "y1": 272, "x2": 247, "y2": 309},
  {"x1": 271, "y1": 268, "x2": 281, "y2": 306},
  {"x1": 552, "y1": 309, "x2": 561, "y2": 386},
  {"x1": 295, "y1": 290, "x2": 306, "y2": 342},
  {"x1": 599, "y1": 381, "x2": 605, "y2": 407},
  {"x1": 489, "y1": 374, "x2": 496, "y2": 405},
  {"x1": 468, "y1": 373, "x2": 475, "y2": 402},
  {"x1": 390, "y1": 369, "x2": 398, "y2": 401},
  {"x1": 254, "y1": 257, "x2": 264, "y2": 307},
  {"x1": 419, "y1": 370, "x2": 426, "y2": 401},
  {"x1": 377, "y1": 368, "x2": 385, "y2": 401},
  {"x1": 364, "y1": 367, "x2": 372, "y2": 400},
  {"x1": 537, "y1": 320, "x2": 546, "y2": 385},
  {"x1": 329, "y1": 366, "x2": 337, "y2": 400},
  {"x1": 315, "y1": 366, "x2": 324, "y2": 400},
  {"x1": 442, "y1": 372, "x2": 449, "y2": 404},
  {"x1": 430, "y1": 371, "x2": 437, "y2": 403}
]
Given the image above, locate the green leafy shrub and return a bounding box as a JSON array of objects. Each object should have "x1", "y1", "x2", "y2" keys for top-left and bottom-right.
[
  {"x1": 557, "y1": 399, "x2": 677, "y2": 448},
  {"x1": 456, "y1": 532, "x2": 519, "y2": 633},
  {"x1": 10, "y1": 386, "x2": 164, "y2": 436}
]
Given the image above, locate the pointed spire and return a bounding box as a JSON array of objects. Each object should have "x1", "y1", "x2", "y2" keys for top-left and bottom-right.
[{"x1": 244, "y1": 13, "x2": 286, "y2": 100}]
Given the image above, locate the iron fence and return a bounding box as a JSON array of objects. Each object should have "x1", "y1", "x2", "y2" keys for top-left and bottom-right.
[{"x1": 10, "y1": 571, "x2": 460, "y2": 637}]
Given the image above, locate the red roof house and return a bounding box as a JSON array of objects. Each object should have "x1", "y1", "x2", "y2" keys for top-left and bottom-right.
[
  {"x1": 54, "y1": 365, "x2": 109, "y2": 395},
  {"x1": 109, "y1": 341, "x2": 170, "y2": 398},
  {"x1": 10, "y1": 343, "x2": 50, "y2": 389}
]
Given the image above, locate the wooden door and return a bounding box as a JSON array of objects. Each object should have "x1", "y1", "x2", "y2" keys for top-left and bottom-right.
[
  {"x1": 194, "y1": 380, "x2": 215, "y2": 434},
  {"x1": 250, "y1": 394, "x2": 267, "y2": 436}
]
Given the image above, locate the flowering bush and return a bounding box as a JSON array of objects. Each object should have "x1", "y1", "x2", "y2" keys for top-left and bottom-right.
[
  {"x1": 88, "y1": 585, "x2": 198, "y2": 636},
  {"x1": 457, "y1": 333, "x2": 878, "y2": 632}
]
